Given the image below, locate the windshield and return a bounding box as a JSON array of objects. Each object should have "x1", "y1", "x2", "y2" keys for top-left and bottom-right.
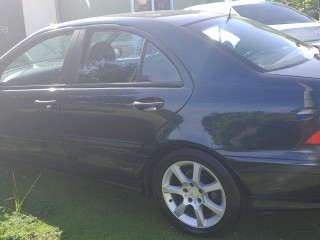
[
  {"x1": 196, "y1": 17, "x2": 318, "y2": 71},
  {"x1": 233, "y1": 3, "x2": 315, "y2": 25}
]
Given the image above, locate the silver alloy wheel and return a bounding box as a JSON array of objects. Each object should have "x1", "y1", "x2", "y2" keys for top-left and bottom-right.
[{"x1": 162, "y1": 161, "x2": 226, "y2": 228}]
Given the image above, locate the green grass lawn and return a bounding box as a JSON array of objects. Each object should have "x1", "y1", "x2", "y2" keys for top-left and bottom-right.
[{"x1": 0, "y1": 161, "x2": 319, "y2": 240}]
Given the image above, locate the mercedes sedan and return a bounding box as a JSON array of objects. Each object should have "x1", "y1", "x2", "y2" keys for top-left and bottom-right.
[{"x1": 0, "y1": 11, "x2": 320, "y2": 237}]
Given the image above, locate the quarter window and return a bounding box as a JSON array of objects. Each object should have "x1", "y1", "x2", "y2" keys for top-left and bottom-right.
[
  {"x1": 140, "y1": 42, "x2": 181, "y2": 82},
  {"x1": 0, "y1": 32, "x2": 73, "y2": 86}
]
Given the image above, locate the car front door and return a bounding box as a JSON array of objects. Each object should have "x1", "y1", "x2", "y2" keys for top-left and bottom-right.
[
  {"x1": 61, "y1": 26, "x2": 193, "y2": 184},
  {"x1": 0, "y1": 29, "x2": 79, "y2": 164}
]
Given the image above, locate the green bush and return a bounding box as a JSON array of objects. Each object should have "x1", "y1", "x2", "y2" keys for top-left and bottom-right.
[{"x1": 272, "y1": 0, "x2": 319, "y2": 19}]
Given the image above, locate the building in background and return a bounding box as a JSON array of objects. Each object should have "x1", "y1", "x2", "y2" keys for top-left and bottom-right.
[
  {"x1": 22, "y1": 0, "x2": 58, "y2": 36},
  {"x1": 132, "y1": 0, "x2": 173, "y2": 12},
  {"x1": 0, "y1": 0, "x2": 218, "y2": 55},
  {"x1": 57, "y1": 0, "x2": 213, "y2": 22},
  {"x1": 0, "y1": 0, "x2": 25, "y2": 55}
]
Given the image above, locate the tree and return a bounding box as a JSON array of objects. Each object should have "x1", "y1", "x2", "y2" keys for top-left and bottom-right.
[{"x1": 272, "y1": 0, "x2": 319, "y2": 20}]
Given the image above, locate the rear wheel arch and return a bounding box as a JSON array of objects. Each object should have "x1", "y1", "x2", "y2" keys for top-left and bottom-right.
[{"x1": 142, "y1": 142, "x2": 248, "y2": 202}]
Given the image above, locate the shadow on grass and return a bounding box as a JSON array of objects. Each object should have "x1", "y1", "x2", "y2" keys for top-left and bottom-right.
[{"x1": 0, "y1": 161, "x2": 319, "y2": 240}]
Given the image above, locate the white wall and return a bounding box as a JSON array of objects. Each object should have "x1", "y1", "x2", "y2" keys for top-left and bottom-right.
[{"x1": 22, "y1": 0, "x2": 58, "y2": 36}]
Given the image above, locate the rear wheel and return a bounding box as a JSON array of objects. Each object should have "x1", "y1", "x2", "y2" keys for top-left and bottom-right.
[{"x1": 153, "y1": 148, "x2": 241, "y2": 237}]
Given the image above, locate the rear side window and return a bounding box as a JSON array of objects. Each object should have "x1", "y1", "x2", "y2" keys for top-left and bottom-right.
[
  {"x1": 78, "y1": 29, "x2": 181, "y2": 84},
  {"x1": 234, "y1": 3, "x2": 314, "y2": 25},
  {"x1": 79, "y1": 30, "x2": 144, "y2": 84}
]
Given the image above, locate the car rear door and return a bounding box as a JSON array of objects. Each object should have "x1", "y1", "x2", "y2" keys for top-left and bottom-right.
[
  {"x1": 0, "y1": 29, "x2": 79, "y2": 164},
  {"x1": 61, "y1": 25, "x2": 193, "y2": 182}
]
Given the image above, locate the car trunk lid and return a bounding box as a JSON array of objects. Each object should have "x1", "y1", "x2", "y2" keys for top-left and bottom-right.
[
  {"x1": 272, "y1": 22, "x2": 320, "y2": 45},
  {"x1": 268, "y1": 58, "x2": 320, "y2": 79}
]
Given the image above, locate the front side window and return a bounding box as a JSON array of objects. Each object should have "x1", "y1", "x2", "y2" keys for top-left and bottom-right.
[
  {"x1": 198, "y1": 17, "x2": 318, "y2": 71},
  {"x1": 0, "y1": 32, "x2": 73, "y2": 86}
]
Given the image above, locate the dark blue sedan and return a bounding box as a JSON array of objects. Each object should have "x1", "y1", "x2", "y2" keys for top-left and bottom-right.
[{"x1": 0, "y1": 11, "x2": 319, "y2": 237}]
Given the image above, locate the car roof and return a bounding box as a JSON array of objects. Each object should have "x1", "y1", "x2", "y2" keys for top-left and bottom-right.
[{"x1": 45, "y1": 10, "x2": 226, "y2": 32}]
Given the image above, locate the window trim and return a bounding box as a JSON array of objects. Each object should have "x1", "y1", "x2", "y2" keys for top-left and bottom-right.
[{"x1": 65, "y1": 81, "x2": 183, "y2": 89}]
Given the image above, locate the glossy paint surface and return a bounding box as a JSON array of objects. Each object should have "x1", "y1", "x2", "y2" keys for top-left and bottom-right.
[{"x1": 0, "y1": 11, "x2": 320, "y2": 209}]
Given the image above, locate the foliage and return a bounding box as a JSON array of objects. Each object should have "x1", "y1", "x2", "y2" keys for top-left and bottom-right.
[
  {"x1": 272, "y1": 0, "x2": 319, "y2": 19},
  {"x1": 0, "y1": 207, "x2": 62, "y2": 240},
  {"x1": 12, "y1": 172, "x2": 41, "y2": 213}
]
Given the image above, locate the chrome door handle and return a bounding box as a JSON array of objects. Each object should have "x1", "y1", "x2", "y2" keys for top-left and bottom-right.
[
  {"x1": 133, "y1": 100, "x2": 164, "y2": 111},
  {"x1": 34, "y1": 100, "x2": 57, "y2": 104},
  {"x1": 34, "y1": 100, "x2": 57, "y2": 109}
]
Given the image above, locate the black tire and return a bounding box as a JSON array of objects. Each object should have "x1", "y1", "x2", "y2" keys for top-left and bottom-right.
[{"x1": 153, "y1": 148, "x2": 241, "y2": 237}]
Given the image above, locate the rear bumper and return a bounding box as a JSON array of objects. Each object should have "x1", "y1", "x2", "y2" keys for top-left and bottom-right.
[{"x1": 222, "y1": 149, "x2": 320, "y2": 209}]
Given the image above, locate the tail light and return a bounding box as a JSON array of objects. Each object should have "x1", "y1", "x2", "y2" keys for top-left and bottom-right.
[{"x1": 303, "y1": 130, "x2": 320, "y2": 145}]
